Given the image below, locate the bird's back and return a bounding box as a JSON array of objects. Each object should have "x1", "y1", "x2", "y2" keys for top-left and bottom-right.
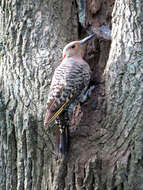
[{"x1": 45, "y1": 57, "x2": 91, "y2": 125}]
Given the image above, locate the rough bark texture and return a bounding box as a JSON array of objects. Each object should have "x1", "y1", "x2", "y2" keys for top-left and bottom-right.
[
  {"x1": 104, "y1": 0, "x2": 143, "y2": 189},
  {"x1": 1, "y1": 0, "x2": 142, "y2": 190},
  {"x1": 0, "y1": 0, "x2": 78, "y2": 189}
]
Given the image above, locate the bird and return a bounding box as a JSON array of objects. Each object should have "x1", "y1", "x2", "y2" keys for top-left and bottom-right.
[{"x1": 44, "y1": 33, "x2": 95, "y2": 160}]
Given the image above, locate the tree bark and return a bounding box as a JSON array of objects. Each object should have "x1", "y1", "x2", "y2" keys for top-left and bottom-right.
[
  {"x1": 1, "y1": 0, "x2": 143, "y2": 190},
  {"x1": 0, "y1": 0, "x2": 78, "y2": 189},
  {"x1": 104, "y1": 0, "x2": 143, "y2": 189}
]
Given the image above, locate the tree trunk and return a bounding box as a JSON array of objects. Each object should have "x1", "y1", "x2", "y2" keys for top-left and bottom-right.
[
  {"x1": 0, "y1": 0, "x2": 78, "y2": 189},
  {"x1": 104, "y1": 0, "x2": 143, "y2": 189},
  {"x1": 1, "y1": 0, "x2": 142, "y2": 190}
]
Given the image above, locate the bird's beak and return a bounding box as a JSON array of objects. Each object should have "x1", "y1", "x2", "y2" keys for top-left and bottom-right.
[{"x1": 80, "y1": 33, "x2": 96, "y2": 45}]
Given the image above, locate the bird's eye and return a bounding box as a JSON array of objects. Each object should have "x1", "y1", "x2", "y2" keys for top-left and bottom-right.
[{"x1": 71, "y1": 45, "x2": 75, "y2": 48}]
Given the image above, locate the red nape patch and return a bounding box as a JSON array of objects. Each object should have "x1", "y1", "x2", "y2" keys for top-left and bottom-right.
[{"x1": 62, "y1": 55, "x2": 66, "y2": 60}]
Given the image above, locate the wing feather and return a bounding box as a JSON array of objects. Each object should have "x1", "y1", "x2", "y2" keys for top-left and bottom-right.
[{"x1": 44, "y1": 58, "x2": 90, "y2": 126}]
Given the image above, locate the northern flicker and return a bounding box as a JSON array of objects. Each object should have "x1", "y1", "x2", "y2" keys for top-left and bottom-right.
[{"x1": 44, "y1": 33, "x2": 95, "y2": 160}]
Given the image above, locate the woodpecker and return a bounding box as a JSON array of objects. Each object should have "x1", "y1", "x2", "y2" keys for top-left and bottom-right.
[{"x1": 44, "y1": 33, "x2": 95, "y2": 160}]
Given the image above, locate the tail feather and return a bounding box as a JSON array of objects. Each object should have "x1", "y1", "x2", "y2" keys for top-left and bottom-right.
[
  {"x1": 55, "y1": 125, "x2": 60, "y2": 160},
  {"x1": 55, "y1": 125, "x2": 69, "y2": 160},
  {"x1": 60, "y1": 126, "x2": 68, "y2": 160}
]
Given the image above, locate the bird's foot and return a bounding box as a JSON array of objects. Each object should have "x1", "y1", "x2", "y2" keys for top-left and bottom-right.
[{"x1": 80, "y1": 85, "x2": 96, "y2": 103}]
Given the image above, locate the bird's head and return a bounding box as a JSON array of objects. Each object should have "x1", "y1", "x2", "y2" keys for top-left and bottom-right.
[{"x1": 62, "y1": 33, "x2": 95, "y2": 59}]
